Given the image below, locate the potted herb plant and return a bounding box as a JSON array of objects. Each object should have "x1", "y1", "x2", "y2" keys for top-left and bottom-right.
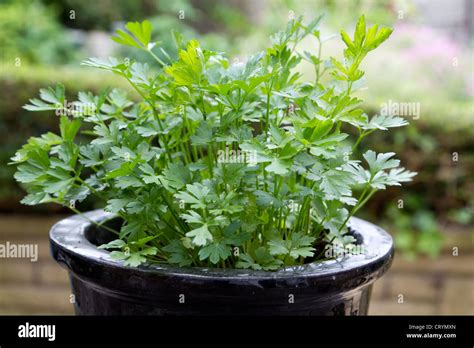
[{"x1": 11, "y1": 15, "x2": 415, "y2": 315}]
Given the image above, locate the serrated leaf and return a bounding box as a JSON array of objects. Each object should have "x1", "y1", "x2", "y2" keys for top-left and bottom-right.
[
  {"x1": 123, "y1": 252, "x2": 147, "y2": 267},
  {"x1": 198, "y1": 241, "x2": 231, "y2": 264},
  {"x1": 363, "y1": 114, "x2": 408, "y2": 130},
  {"x1": 163, "y1": 239, "x2": 193, "y2": 266},
  {"x1": 14, "y1": 164, "x2": 46, "y2": 183},
  {"x1": 115, "y1": 175, "x2": 143, "y2": 189},
  {"x1": 59, "y1": 116, "x2": 81, "y2": 142},
  {"x1": 136, "y1": 125, "x2": 159, "y2": 137},
  {"x1": 265, "y1": 158, "x2": 291, "y2": 175},
  {"x1": 268, "y1": 239, "x2": 289, "y2": 255},
  {"x1": 125, "y1": 20, "x2": 152, "y2": 48},
  {"x1": 354, "y1": 15, "x2": 366, "y2": 48},
  {"x1": 289, "y1": 246, "x2": 314, "y2": 259},
  {"x1": 180, "y1": 210, "x2": 204, "y2": 224},
  {"x1": 110, "y1": 251, "x2": 129, "y2": 261},
  {"x1": 320, "y1": 168, "x2": 353, "y2": 199},
  {"x1": 105, "y1": 198, "x2": 130, "y2": 213},
  {"x1": 120, "y1": 221, "x2": 146, "y2": 240},
  {"x1": 165, "y1": 40, "x2": 204, "y2": 86},
  {"x1": 186, "y1": 224, "x2": 212, "y2": 246},
  {"x1": 341, "y1": 30, "x2": 356, "y2": 53},
  {"x1": 160, "y1": 163, "x2": 191, "y2": 190},
  {"x1": 175, "y1": 183, "x2": 210, "y2": 210},
  {"x1": 98, "y1": 239, "x2": 126, "y2": 250},
  {"x1": 363, "y1": 150, "x2": 400, "y2": 173},
  {"x1": 386, "y1": 168, "x2": 417, "y2": 185},
  {"x1": 112, "y1": 29, "x2": 142, "y2": 49},
  {"x1": 20, "y1": 192, "x2": 52, "y2": 205}
]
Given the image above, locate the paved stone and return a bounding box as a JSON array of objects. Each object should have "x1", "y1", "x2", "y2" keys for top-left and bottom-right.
[
  {"x1": 380, "y1": 273, "x2": 441, "y2": 302},
  {"x1": 391, "y1": 254, "x2": 474, "y2": 276},
  {"x1": 0, "y1": 215, "x2": 66, "y2": 238},
  {"x1": 37, "y1": 262, "x2": 70, "y2": 286},
  {"x1": 440, "y1": 278, "x2": 474, "y2": 315},
  {"x1": 0, "y1": 259, "x2": 35, "y2": 283},
  {"x1": 370, "y1": 300, "x2": 437, "y2": 315},
  {"x1": 0, "y1": 285, "x2": 74, "y2": 314}
]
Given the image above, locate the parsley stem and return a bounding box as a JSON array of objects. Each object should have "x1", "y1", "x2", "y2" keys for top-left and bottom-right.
[
  {"x1": 68, "y1": 206, "x2": 120, "y2": 236},
  {"x1": 352, "y1": 132, "x2": 365, "y2": 152},
  {"x1": 75, "y1": 177, "x2": 107, "y2": 202},
  {"x1": 207, "y1": 143, "x2": 214, "y2": 177},
  {"x1": 352, "y1": 129, "x2": 375, "y2": 152},
  {"x1": 315, "y1": 36, "x2": 322, "y2": 85},
  {"x1": 264, "y1": 79, "x2": 274, "y2": 132},
  {"x1": 336, "y1": 180, "x2": 377, "y2": 235},
  {"x1": 147, "y1": 49, "x2": 166, "y2": 67}
]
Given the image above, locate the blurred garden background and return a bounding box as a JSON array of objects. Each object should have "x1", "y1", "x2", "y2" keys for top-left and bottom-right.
[{"x1": 0, "y1": 0, "x2": 472, "y2": 314}]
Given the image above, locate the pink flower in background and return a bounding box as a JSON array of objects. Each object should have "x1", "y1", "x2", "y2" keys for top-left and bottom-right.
[
  {"x1": 395, "y1": 24, "x2": 461, "y2": 61},
  {"x1": 392, "y1": 23, "x2": 472, "y2": 96},
  {"x1": 467, "y1": 77, "x2": 474, "y2": 97}
]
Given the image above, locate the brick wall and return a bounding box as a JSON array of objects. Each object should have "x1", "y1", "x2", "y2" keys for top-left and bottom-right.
[
  {"x1": 0, "y1": 215, "x2": 73, "y2": 314},
  {"x1": 0, "y1": 215, "x2": 472, "y2": 315},
  {"x1": 370, "y1": 249, "x2": 474, "y2": 315}
]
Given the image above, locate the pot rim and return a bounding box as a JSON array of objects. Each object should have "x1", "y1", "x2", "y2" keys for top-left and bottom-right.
[{"x1": 50, "y1": 209, "x2": 393, "y2": 282}]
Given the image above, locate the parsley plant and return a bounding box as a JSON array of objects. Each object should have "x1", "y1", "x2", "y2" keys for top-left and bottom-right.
[{"x1": 11, "y1": 16, "x2": 415, "y2": 269}]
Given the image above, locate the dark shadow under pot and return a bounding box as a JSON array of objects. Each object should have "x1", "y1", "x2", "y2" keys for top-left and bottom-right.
[{"x1": 50, "y1": 210, "x2": 394, "y2": 315}]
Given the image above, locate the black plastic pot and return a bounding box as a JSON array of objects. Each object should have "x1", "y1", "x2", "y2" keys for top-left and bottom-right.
[{"x1": 50, "y1": 210, "x2": 394, "y2": 315}]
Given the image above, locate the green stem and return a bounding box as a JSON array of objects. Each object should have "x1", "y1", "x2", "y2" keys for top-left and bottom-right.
[
  {"x1": 265, "y1": 87, "x2": 272, "y2": 131},
  {"x1": 352, "y1": 132, "x2": 365, "y2": 152},
  {"x1": 68, "y1": 206, "x2": 120, "y2": 236},
  {"x1": 156, "y1": 178, "x2": 188, "y2": 233},
  {"x1": 315, "y1": 37, "x2": 322, "y2": 85},
  {"x1": 337, "y1": 181, "x2": 376, "y2": 234},
  {"x1": 147, "y1": 49, "x2": 166, "y2": 67},
  {"x1": 199, "y1": 87, "x2": 207, "y2": 120},
  {"x1": 179, "y1": 142, "x2": 191, "y2": 164},
  {"x1": 207, "y1": 143, "x2": 215, "y2": 177},
  {"x1": 262, "y1": 164, "x2": 268, "y2": 192},
  {"x1": 124, "y1": 76, "x2": 173, "y2": 162},
  {"x1": 263, "y1": 71, "x2": 276, "y2": 132},
  {"x1": 352, "y1": 129, "x2": 375, "y2": 152},
  {"x1": 353, "y1": 189, "x2": 377, "y2": 215},
  {"x1": 75, "y1": 177, "x2": 106, "y2": 201}
]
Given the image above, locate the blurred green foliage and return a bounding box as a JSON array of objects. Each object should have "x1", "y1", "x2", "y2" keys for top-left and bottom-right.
[
  {"x1": 355, "y1": 119, "x2": 473, "y2": 258},
  {"x1": 43, "y1": 0, "x2": 196, "y2": 31},
  {"x1": 43, "y1": 0, "x2": 251, "y2": 37},
  {"x1": 0, "y1": 0, "x2": 78, "y2": 65},
  {"x1": 389, "y1": 206, "x2": 444, "y2": 259}
]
